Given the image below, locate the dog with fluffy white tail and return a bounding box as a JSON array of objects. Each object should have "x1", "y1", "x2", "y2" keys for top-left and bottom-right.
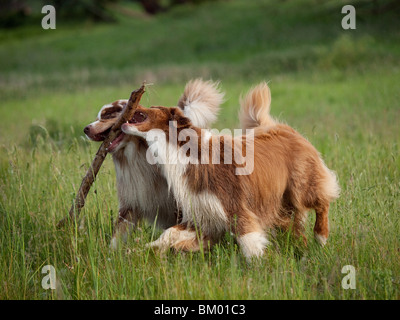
[
  {"x1": 83, "y1": 79, "x2": 225, "y2": 248},
  {"x1": 121, "y1": 82, "x2": 340, "y2": 260}
]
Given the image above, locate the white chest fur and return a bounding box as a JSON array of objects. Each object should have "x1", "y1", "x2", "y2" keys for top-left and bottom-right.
[
  {"x1": 148, "y1": 133, "x2": 228, "y2": 237},
  {"x1": 113, "y1": 140, "x2": 176, "y2": 228}
]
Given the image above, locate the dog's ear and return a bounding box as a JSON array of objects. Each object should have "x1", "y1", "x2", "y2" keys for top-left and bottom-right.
[
  {"x1": 170, "y1": 107, "x2": 191, "y2": 128},
  {"x1": 177, "y1": 115, "x2": 191, "y2": 128}
]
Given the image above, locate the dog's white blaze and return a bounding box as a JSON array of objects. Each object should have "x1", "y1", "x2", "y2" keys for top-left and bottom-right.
[
  {"x1": 117, "y1": 99, "x2": 128, "y2": 106},
  {"x1": 237, "y1": 231, "x2": 269, "y2": 260},
  {"x1": 88, "y1": 119, "x2": 100, "y2": 128}
]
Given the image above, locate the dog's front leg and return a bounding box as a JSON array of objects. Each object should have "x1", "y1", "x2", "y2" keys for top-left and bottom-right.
[
  {"x1": 110, "y1": 207, "x2": 140, "y2": 249},
  {"x1": 146, "y1": 224, "x2": 212, "y2": 253}
]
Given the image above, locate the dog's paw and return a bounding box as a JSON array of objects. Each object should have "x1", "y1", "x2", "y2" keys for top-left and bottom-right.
[
  {"x1": 314, "y1": 233, "x2": 327, "y2": 246},
  {"x1": 145, "y1": 240, "x2": 163, "y2": 250}
]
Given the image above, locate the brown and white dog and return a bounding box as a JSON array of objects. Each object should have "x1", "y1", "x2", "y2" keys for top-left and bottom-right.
[
  {"x1": 121, "y1": 82, "x2": 340, "y2": 260},
  {"x1": 83, "y1": 79, "x2": 225, "y2": 249}
]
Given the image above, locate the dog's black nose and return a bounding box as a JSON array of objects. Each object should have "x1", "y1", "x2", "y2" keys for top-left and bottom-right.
[{"x1": 84, "y1": 126, "x2": 90, "y2": 135}]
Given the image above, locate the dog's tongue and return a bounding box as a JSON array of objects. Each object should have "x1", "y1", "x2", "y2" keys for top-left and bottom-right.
[{"x1": 107, "y1": 132, "x2": 125, "y2": 152}]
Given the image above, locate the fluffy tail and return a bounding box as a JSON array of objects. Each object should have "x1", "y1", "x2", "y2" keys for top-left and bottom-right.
[
  {"x1": 321, "y1": 161, "x2": 341, "y2": 201},
  {"x1": 239, "y1": 82, "x2": 276, "y2": 130},
  {"x1": 177, "y1": 79, "x2": 225, "y2": 128}
]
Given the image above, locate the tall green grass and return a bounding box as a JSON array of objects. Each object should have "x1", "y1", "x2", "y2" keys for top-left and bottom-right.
[{"x1": 0, "y1": 0, "x2": 399, "y2": 299}]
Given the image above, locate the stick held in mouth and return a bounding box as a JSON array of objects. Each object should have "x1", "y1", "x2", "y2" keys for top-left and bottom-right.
[{"x1": 57, "y1": 83, "x2": 146, "y2": 229}]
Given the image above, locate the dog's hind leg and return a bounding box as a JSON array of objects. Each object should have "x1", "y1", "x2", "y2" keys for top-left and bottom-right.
[
  {"x1": 110, "y1": 207, "x2": 139, "y2": 250},
  {"x1": 313, "y1": 201, "x2": 330, "y2": 246}
]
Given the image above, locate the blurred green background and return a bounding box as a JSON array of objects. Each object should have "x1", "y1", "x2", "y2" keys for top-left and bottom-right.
[
  {"x1": 1, "y1": 0, "x2": 399, "y2": 144},
  {"x1": 1, "y1": 0, "x2": 399, "y2": 141}
]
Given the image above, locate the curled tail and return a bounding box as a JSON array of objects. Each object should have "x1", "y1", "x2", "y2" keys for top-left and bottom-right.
[
  {"x1": 177, "y1": 79, "x2": 225, "y2": 129},
  {"x1": 239, "y1": 82, "x2": 276, "y2": 130}
]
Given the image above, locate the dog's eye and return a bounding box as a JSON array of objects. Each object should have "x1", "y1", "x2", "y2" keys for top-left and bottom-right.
[
  {"x1": 129, "y1": 111, "x2": 147, "y2": 124},
  {"x1": 102, "y1": 112, "x2": 119, "y2": 120},
  {"x1": 101, "y1": 106, "x2": 122, "y2": 120}
]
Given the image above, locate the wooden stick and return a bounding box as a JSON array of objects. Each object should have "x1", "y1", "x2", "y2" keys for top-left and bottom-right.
[{"x1": 57, "y1": 83, "x2": 146, "y2": 228}]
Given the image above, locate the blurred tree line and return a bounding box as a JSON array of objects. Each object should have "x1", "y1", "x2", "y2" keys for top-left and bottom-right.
[
  {"x1": 0, "y1": 0, "x2": 118, "y2": 26},
  {"x1": 1, "y1": 0, "x2": 398, "y2": 28},
  {"x1": 0, "y1": 0, "x2": 213, "y2": 27},
  {"x1": 137, "y1": 0, "x2": 211, "y2": 14}
]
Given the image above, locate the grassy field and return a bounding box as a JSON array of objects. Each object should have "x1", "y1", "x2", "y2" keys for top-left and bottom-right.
[{"x1": 0, "y1": 0, "x2": 399, "y2": 300}]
